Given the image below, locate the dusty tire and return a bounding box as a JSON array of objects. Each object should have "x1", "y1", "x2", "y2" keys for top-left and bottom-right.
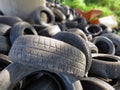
[
  {"x1": 9, "y1": 35, "x2": 86, "y2": 77},
  {"x1": 89, "y1": 54, "x2": 120, "y2": 79},
  {"x1": 53, "y1": 32, "x2": 92, "y2": 75},
  {"x1": 101, "y1": 33, "x2": 120, "y2": 56},
  {"x1": 81, "y1": 77, "x2": 115, "y2": 90},
  {"x1": 84, "y1": 24, "x2": 102, "y2": 36},
  {"x1": 0, "y1": 36, "x2": 11, "y2": 55},
  {"x1": 38, "y1": 25, "x2": 61, "y2": 37},
  {"x1": 0, "y1": 16, "x2": 22, "y2": 26},
  {"x1": 10, "y1": 22, "x2": 38, "y2": 44},
  {"x1": 86, "y1": 41, "x2": 98, "y2": 53},
  {"x1": 52, "y1": 8, "x2": 66, "y2": 22},
  {"x1": 92, "y1": 36, "x2": 115, "y2": 55},
  {"x1": 0, "y1": 54, "x2": 11, "y2": 70},
  {"x1": 21, "y1": 71, "x2": 83, "y2": 90},
  {"x1": 31, "y1": 6, "x2": 55, "y2": 26},
  {"x1": 0, "y1": 24, "x2": 11, "y2": 36},
  {"x1": 0, "y1": 62, "x2": 83, "y2": 90},
  {"x1": 99, "y1": 23, "x2": 112, "y2": 33},
  {"x1": 67, "y1": 28, "x2": 88, "y2": 41}
]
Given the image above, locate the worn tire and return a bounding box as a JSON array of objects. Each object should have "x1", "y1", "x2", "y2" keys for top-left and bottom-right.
[
  {"x1": 89, "y1": 54, "x2": 120, "y2": 79},
  {"x1": 31, "y1": 6, "x2": 55, "y2": 26},
  {"x1": 81, "y1": 77, "x2": 115, "y2": 90},
  {"x1": 53, "y1": 32, "x2": 92, "y2": 75},
  {"x1": 84, "y1": 24, "x2": 102, "y2": 36},
  {"x1": 99, "y1": 23, "x2": 112, "y2": 33},
  {"x1": 86, "y1": 41, "x2": 98, "y2": 53},
  {"x1": 38, "y1": 25, "x2": 61, "y2": 37},
  {"x1": 21, "y1": 71, "x2": 83, "y2": 90},
  {"x1": 52, "y1": 8, "x2": 66, "y2": 22},
  {"x1": 67, "y1": 28, "x2": 88, "y2": 41},
  {"x1": 0, "y1": 16, "x2": 22, "y2": 26},
  {"x1": 101, "y1": 33, "x2": 120, "y2": 56},
  {"x1": 9, "y1": 35, "x2": 86, "y2": 77},
  {"x1": 10, "y1": 22, "x2": 38, "y2": 44},
  {"x1": 0, "y1": 24, "x2": 11, "y2": 36},
  {"x1": 0, "y1": 54, "x2": 11, "y2": 70},
  {"x1": 0, "y1": 36, "x2": 11, "y2": 55},
  {"x1": 93, "y1": 36, "x2": 115, "y2": 55}
]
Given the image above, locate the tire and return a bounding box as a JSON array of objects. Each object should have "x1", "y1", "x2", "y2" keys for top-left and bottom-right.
[
  {"x1": 32, "y1": 24, "x2": 47, "y2": 32},
  {"x1": 10, "y1": 22, "x2": 38, "y2": 44},
  {"x1": 52, "y1": 8, "x2": 66, "y2": 22},
  {"x1": 92, "y1": 36, "x2": 115, "y2": 55},
  {"x1": 101, "y1": 33, "x2": 120, "y2": 56},
  {"x1": 56, "y1": 22, "x2": 68, "y2": 31},
  {"x1": 0, "y1": 36, "x2": 11, "y2": 55},
  {"x1": 81, "y1": 77, "x2": 115, "y2": 90},
  {"x1": 72, "y1": 17, "x2": 87, "y2": 29},
  {"x1": 67, "y1": 28, "x2": 88, "y2": 41},
  {"x1": 0, "y1": 54, "x2": 11, "y2": 69},
  {"x1": 21, "y1": 71, "x2": 83, "y2": 90},
  {"x1": 38, "y1": 25, "x2": 61, "y2": 37},
  {"x1": 86, "y1": 41, "x2": 98, "y2": 53},
  {"x1": 0, "y1": 16, "x2": 22, "y2": 26},
  {"x1": 84, "y1": 24, "x2": 102, "y2": 36},
  {"x1": 89, "y1": 53, "x2": 120, "y2": 79},
  {"x1": 0, "y1": 24, "x2": 11, "y2": 36},
  {"x1": 9, "y1": 35, "x2": 86, "y2": 77},
  {"x1": 31, "y1": 6, "x2": 55, "y2": 26},
  {"x1": 0, "y1": 62, "x2": 83, "y2": 90},
  {"x1": 99, "y1": 23, "x2": 112, "y2": 33},
  {"x1": 52, "y1": 32, "x2": 92, "y2": 75}
]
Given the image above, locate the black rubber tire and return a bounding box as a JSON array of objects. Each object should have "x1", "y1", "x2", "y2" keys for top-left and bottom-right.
[
  {"x1": 101, "y1": 33, "x2": 120, "y2": 56},
  {"x1": 52, "y1": 8, "x2": 66, "y2": 22},
  {"x1": 32, "y1": 24, "x2": 47, "y2": 32},
  {"x1": 0, "y1": 62, "x2": 83, "y2": 90},
  {"x1": 86, "y1": 41, "x2": 98, "y2": 53},
  {"x1": 81, "y1": 77, "x2": 115, "y2": 90},
  {"x1": 31, "y1": 6, "x2": 55, "y2": 26},
  {"x1": 99, "y1": 23, "x2": 112, "y2": 33},
  {"x1": 67, "y1": 28, "x2": 88, "y2": 41},
  {"x1": 0, "y1": 54, "x2": 11, "y2": 69},
  {"x1": 52, "y1": 32, "x2": 92, "y2": 75},
  {"x1": 21, "y1": 71, "x2": 83, "y2": 90},
  {"x1": 89, "y1": 53, "x2": 120, "y2": 79},
  {"x1": 38, "y1": 25, "x2": 61, "y2": 37},
  {"x1": 72, "y1": 17, "x2": 87, "y2": 29},
  {"x1": 0, "y1": 16, "x2": 22, "y2": 26},
  {"x1": 10, "y1": 22, "x2": 38, "y2": 44},
  {"x1": 92, "y1": 36, "x2": 115, "y2": 55},
  {"x1": 84, "y1": 24, "x2": 102, "y2": 36},
  {"x1": 9, "y1": 35, "x2": 86, "y2": 77},
  {"x1": 65, "y1": 21, "x2": 78, "y2": 29},
  {"x1": 0, "y1": 36, "x2": 11, "y2": 55},
  {"x1": 0, "y1": 24, "x2": 11, "y2": 36},
  {"x1": 56, "y1": 22, "x2": 68, "y2": 31}
]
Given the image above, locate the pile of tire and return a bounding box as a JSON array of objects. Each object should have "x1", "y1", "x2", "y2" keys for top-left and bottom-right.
[{"x1": 0, "y1": 1, "x2": 120, "y2": 90}]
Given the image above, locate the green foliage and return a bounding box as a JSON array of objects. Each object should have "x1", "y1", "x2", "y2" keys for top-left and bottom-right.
[{"x1": 61, "y1": 0, "x2": 120, "y2": 25}]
